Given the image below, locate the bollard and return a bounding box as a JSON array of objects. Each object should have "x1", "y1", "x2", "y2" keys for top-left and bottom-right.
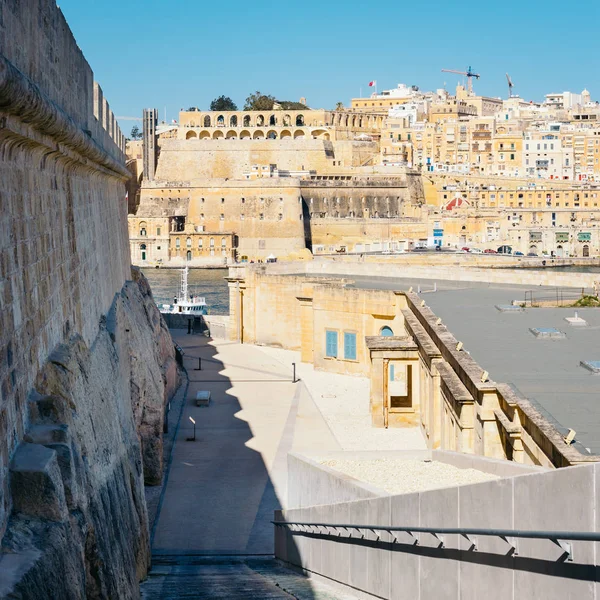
[
  {"x1": 195, "y1": 357, "x2": 202, "y2": 371},
  {"x1": 292, "y1": 362, "x2": 297, "y2": 383},
  {"x1": 187, "y1": 319, "x2": 192, "y2": 335},
  {"x1": 186, "y1": 417, "x2": 196, "y2": 442}
]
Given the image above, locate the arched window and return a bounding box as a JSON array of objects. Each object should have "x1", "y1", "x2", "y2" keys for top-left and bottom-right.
[
  {"x1": 216, "y1": 115, "x2": 225, "y2": 126},
  {"x1": 175, "y1": 237, "x2": 180, "y2": 248},
  {"x1": 186, "y1": 251, "x2": 192, "y2": 261},
  {"x1": 203, "y1": 115, "x2": 211, "y2": 127},
  {"x1": 256, "y1": 114, "x2": 265, "y2": 126},
  {"x1": 296, "y1": 114, "x2": 305, "y2": 126},
  {"x1": 210, "y1": 237, "x2": 215, "y2": 247},
  {"x1": 283, "y1": 114, "x2": 291, "y2": 126},
  {"x1": 230, "y1": 115, "x2": 238, "y2": 127},
  {"x1": 140, "y1": 243, "x2": 146, "y2": 261},
  {"x1": 139, "y1": 221, "x2": 147, "y2": 236},
  {"x1": 243, "y1": 115, "x2": 251, "y2": 127},
  {"x1": 221, "y1": 237, "x2": 227, "y2": 247},
  {"x1": 269, "y1": 114, "x2": 277, "y2": 126},
  {"x1": 380, "y1": 326, "x2": 394, "y2": 337},
  {"x1": 198, "y1": 238, "x2": 203, "y2": 249}
]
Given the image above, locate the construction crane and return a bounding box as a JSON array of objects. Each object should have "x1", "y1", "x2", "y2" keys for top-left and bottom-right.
[
  {"x1": 441, "y1": 66, "x2": 480, "y2": 95},
  {"x1": 506, "y1": 73, "x2": 515, "y2": 98}
]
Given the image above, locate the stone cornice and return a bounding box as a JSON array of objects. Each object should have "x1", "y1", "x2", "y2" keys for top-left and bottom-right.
[{"x1": 0, "y1": 53, "x2": 129, "y2": 179}]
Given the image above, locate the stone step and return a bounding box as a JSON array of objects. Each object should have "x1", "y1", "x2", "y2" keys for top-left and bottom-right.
[{"x1": 140, "y1": 556, "x2": 357, "y2": 600}]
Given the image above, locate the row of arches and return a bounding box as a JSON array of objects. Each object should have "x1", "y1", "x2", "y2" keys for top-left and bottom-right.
[
  {"x1": 331, "y1": 113, "x2": 384, "y2": 129},
  {"x1": 185, "y1": 129, "x2": 330, "y2": 140},
  {"x1": 188, "y1": 114, "x2": 306, "y2": 128}
]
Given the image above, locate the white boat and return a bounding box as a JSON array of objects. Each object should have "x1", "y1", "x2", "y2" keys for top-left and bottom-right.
[{"x1": 159, "y1": 267, "x2": 207, "y2": 316}]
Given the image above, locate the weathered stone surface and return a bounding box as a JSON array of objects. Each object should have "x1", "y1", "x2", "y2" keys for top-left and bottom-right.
[
  {"x1": 0, "y1": 1, "x2": 181, "y2": 597},
  {"x1": 9, "y1": 443, "x2": 67, "y2": 522}
]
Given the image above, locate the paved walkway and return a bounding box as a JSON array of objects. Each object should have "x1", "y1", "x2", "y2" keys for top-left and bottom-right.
[
  {"x1": 141, "y1": 556, "x2": 358, "y2": 600},
  {"x1": 151, "y1": 333, "x2": 341, "y2": 556}
]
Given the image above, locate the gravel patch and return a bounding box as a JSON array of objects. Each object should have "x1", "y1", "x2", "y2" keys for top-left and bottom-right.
[{"x1": 320, "y1": 458, "x2": 500, "y2": 495}]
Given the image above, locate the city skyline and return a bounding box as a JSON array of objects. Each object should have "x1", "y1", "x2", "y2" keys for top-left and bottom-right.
[{"x1": 58, "y1": 0, "x2": 599, "y2": 134}]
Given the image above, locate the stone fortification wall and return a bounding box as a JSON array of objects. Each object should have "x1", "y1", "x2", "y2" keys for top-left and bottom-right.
[
  {"x1": 133, "y1": 178, "x2": 308, "y2": 262},
  {"x1": 299, "y1": 257, "x2": 598, "y2": 288},
  {"x1": 154, "y1": 138, "x2": 379, "y2": 180},
  {"x1": 0, "y1": 1, "x2": 178, "y2": 597}
]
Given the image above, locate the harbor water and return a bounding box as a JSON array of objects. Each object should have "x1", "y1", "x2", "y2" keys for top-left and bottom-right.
[{"x1": 141, "y1": 268, "x2": 230, "y2": 315}]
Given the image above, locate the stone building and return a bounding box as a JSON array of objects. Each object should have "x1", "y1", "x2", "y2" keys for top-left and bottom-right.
[{"x1": 226, "y1": 264, "x2": 597, "y2": 469}]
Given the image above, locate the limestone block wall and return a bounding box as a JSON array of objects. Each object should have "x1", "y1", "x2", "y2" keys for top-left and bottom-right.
[
  {"x1": 135, "y1": 178, "x2": 307, "y2": 261},
  {"x1": 0, "y1": 1, "x2": 178, "y2": 596},
  {"x1": 155, "y1": 138, "x2": 337, "y2": 180}
]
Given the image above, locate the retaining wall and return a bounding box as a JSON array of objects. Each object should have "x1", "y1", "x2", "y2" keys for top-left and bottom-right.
[{"x1": 276, "y1": 460, "x2": 600, "y2": 600}]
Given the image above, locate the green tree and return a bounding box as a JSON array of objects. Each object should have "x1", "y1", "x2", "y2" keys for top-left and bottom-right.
[
  {"x1": 210, "y1": 96, "x2": 238, "y2": 111},
  {"x1": 335, "y1": 102, "x2": 344, "y2": 111},
  {"x1": 130, "y1": 125, "x2": 142, "y2": 140},
  {"x1": 278, "y1": 100, "x2": 309, "y2": 110},
  {"x1": 244, "y1": 91, "x2": 276, "y2": 111}
]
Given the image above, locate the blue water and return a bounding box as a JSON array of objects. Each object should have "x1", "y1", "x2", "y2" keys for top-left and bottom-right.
[{"x1": 141, "y1": 268, "x2": 230, "y2": 315}]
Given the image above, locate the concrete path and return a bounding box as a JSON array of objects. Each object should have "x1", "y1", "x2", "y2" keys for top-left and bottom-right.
[{"x1": 151, "y1": 332, "x2": 341, "y2": 556}]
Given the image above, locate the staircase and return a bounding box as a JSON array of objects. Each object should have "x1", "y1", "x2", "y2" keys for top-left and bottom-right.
[{"x1": 140, "y1": 555, "x2": 357, "y2": 600}]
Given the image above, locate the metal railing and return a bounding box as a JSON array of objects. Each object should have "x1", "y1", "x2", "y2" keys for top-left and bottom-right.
[{"x1": 273, "y1": 520, "x2": 600, "y2": 561}]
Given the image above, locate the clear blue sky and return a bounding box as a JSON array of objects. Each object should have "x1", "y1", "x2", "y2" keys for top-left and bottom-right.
[{"x1": 58, "y1": 0, "x2": 599, "y2": 137}]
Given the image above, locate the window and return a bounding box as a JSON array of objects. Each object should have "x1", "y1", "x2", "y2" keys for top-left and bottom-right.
[
  {"x1": 221, "y1": 237, "x2": 226, "y2": 248},
  {"x1": 241, "y1": 213, "x2": 245, "y2": 220},
  {"x1": 220, "y1": 214, "x2": 224, "y2": 221},
  {"x1": 380, "y1": 326, "x2": 394, "y2": 337},
  {"x1": 325, "y1": 330, "x2": 338, "y2": 358},
  {"x1": 156, "y1": 227, "x2": 161, "y2": 236},
  {"x1": 175, "y1": 238, "x2": 180, "y2": 248},
  {"x1": 198, "y1": 239, "x2": 203, "y2": 249},
  {"x1": 186, "y1": 237, "x2": 192, "y2": 248},
  {"x1": 259, "y1": 213, "x2": 264, "y2": 220},
  {"x1": 210, "y1": 237, "x2": 214, "y2": 247},
  {"x1": 221, "y1": 198, "x2": 225, "y2": 203},
  {"x1": 343, "y1": 332, "x2": 357, "y2": 360}
]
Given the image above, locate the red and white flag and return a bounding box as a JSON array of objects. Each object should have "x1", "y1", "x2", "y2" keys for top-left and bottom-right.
[
  {"x1": 125, "y1": 190, "x2": 129, "y2": 204},
  {"x1": 368, "y1": 80, "x2": 376, "y2": 87}
]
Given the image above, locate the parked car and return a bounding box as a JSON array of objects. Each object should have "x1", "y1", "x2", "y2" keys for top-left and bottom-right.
[
  {"x1": 484, "y1": 249, "x2": 498, "y2": 254},
  {"x1": 461, "y1": 246, "x2": 470, "y2": 252},
  {"x1": 470, "y1": 248, "x2": 483, "y2": 254},
  {"x1": 497, "y1": 245, "x2": 513, "y2": 255},
  {"x1": 527, "y1": 252, "x2": 538, "y2": 257},
  {"x1": 514, "y1": 251, "x2": 524, "y2": 256}
]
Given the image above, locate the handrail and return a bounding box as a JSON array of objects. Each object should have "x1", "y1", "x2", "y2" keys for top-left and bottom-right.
[{"x1": 272, "y1": 520, "x2": 600, "y2": 560}]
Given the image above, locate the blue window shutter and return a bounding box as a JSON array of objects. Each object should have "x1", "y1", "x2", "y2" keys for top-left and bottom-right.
[
  {"x1": 344, "y1": 332, "x2": 356, "y2": 360},
  {"x1": 326, "y1": 330, "x2": 337, "y2": 357}
]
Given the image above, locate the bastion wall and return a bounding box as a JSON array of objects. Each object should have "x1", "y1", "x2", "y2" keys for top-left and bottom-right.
[
  {"x1": 0, "y1": 1, "x2": 177, "y2": 597},
  {"x1": 154, "y1": 138, "x2": 379, "y2": 180}
]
